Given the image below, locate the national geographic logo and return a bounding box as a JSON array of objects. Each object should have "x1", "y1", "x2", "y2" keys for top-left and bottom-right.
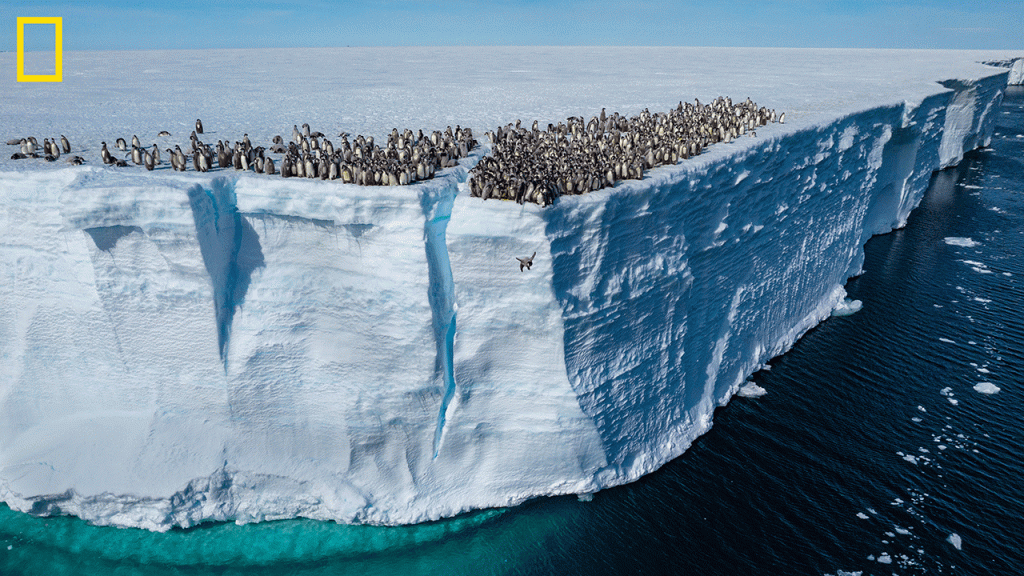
[{"x1": 17, "y1": 17, "x2": 62, "y2": 82}]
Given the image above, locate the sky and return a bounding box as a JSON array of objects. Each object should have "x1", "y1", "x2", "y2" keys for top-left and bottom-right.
[{"x1": 3, "y1": 0, "x2": 1023, "y2": 52}]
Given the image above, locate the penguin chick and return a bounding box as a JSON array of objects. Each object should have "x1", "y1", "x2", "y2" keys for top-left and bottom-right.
[{"x1": 516, "y1": 252, "x2": 537, "y2": 272}]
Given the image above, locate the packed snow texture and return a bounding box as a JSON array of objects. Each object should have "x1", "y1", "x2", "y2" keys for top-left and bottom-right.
[{"x1": 0, "y1": 48, "x2": 1018, "y2": 530}]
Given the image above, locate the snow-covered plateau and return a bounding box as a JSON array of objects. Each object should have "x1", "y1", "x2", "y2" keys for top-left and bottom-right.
[{"x1": 1, "y1": 48, "x2": 1022, "y2": 530}]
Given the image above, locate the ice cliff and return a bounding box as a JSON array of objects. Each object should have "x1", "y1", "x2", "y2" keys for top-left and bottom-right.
[{"x1": 0, "y1": 60, "x2": 1012, "y2": 531}]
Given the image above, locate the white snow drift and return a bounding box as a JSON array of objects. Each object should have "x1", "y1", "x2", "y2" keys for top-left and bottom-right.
[{"x1": 0, "y1": 48, "x2": 1019, "y2": 530}]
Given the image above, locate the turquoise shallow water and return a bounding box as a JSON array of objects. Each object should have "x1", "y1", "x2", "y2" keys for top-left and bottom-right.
[{"x1": 3, "y1": 86, "x2": 1022, "y2": 575}]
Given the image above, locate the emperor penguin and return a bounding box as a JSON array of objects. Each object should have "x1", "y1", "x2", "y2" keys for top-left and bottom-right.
[
  {"x1": 144, "y1": 150, "x2": 155, "y2": 171},
  {"x1": 132, "y1": 134, "x2": 141, "y2": 149},
  {"x1": 101, "y1": 142, "x2": 112, "y2": 164},
  {"x1": 174, "y1": 145, "x2": 187, "y2": 171},
  {"x1": 196, "y1": 119, "x2": 204, "y2": 134},
  {"x1": 516, "y1": 252, "x2": 536, "y2": 272},
  {"x1": 60, "y1": 135, "x2": 71, "y2": 153},
  {"x1": 116, "y1": 138, "x2": 127, "y2": 151}
]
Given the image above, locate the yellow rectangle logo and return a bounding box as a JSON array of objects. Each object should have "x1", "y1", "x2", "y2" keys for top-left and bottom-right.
[{"x1": 17, "y1": 17, "x2": 62, "y2": 82}]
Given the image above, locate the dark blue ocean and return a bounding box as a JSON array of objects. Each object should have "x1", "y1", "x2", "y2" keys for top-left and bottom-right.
[{"x1": 2, "y1": 86, "x2": 1022, "y2": 576}]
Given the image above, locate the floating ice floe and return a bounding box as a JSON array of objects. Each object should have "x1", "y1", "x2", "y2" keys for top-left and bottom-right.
[
  {"x1": 831, "y1": 298, "x2": 863, "y2": 316},
  {"x1": 961, "y1": 260, "x2": 995, "y2": 274},
  {"x1": 948, "y1": 533, "x2": 963, "y2": 550},
  {"x1": 974, "y1": 382, "x2": 1000, "y2": 394},
  {"x1": 737, "y1": 383, "x2": 767, "y2": 398},
  {"x1": 944, "y1": 237, "x2": 980, "y2": 247}
]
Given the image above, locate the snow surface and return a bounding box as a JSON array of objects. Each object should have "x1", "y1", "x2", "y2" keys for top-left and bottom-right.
[{"x1": 0, "y1": 47, "x2": 1020, "y2": 530}]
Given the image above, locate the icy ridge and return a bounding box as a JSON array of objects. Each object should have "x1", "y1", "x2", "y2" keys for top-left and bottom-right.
[
  {"x1": 984, "y1": 57, "x2": 1024, "y2": 85},
  {"x1": 0, "y1": 71, "x2": 1009, "y2": 530}
]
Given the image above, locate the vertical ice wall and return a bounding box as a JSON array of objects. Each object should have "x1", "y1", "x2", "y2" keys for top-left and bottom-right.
[{"x1": 0, "y1": 70, "x2": 1009, "y2": 530}]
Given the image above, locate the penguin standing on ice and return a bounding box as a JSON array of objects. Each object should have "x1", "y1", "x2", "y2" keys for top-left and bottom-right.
[
  {"x1": 196, "y1": 119, "x2": 204, "y2": 134},
  {"x1": 60, "y1": 135, "x2": 71, "y2": 153}
]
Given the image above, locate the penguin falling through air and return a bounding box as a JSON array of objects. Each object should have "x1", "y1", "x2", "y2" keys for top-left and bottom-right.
[{"x1": 516, "y1": 252, "x2": 536, "y2": 272}]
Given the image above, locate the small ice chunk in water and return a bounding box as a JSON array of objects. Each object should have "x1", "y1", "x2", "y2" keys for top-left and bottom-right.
[
  {"x1": 948, "y1": 533, "x2": 963, "y2": 550},
  {"x1": 944, "y1": 237, "x2": 980, "y2": 247},
  {"x1": 877, "y1": 553, "x2": 892, "y2": 564},
  {"x1": 974, "y1": 382, "x2": 1000, "y2": 394},
  {"x1": 939, "y1": 337, "x2": 956, "y2": 344},
  {"x1": 948, "y1": 398, "x2": 959, "y2": 405},
  {"x1": 832, "y1": 298, "x2": 863, "y2": 316},
  {"x1": 737, "y1": 383, "x2": 767, "y2": 398},
  {"x1": 857, "y1": 512, "x2": 869, "y2": 520},
  {"x1": 577, "y1": 493, "x2": 594, "y2": 502}
]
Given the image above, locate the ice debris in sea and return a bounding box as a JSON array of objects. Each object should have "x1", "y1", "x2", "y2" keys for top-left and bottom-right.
[
  {"x1": 943, "y1": 237, "x2": 980, "y2": 248},
  {"x1": 974, "y1": 382, "x2": 1000, "y2": 394},
  {"x1": 831, "y1": 298, "x2": 863, "y2": 316},
  {"x1": 737, "y1": 383, "x2": 767, "y2": 398}
]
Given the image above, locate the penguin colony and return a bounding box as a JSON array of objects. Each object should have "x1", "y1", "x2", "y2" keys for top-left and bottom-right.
[
  {"x1": 469, "y1": 96, "x2": 783, "y2": 206},
  {"x1": 6, "y1": 120, "x2": 477, "y2": 186},
  {"x1": 7, "y1": 120, "x2": 477, "y2": 187},
  {"x1": 6, "y1": 98, "x2": 785, "y2": 199},
  {"x1": 7, "y1": 135, "x2": 79, "y2": 163}
]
